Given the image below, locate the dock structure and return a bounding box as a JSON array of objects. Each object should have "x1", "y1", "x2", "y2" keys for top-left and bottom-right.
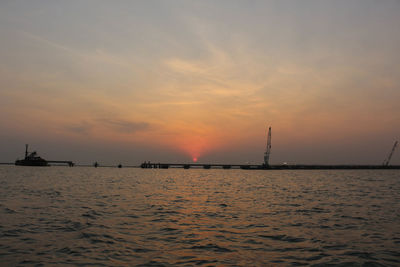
[
  {"x1": 140, "y1": 128, "x2": 400, "y2": 170},
  {"x1": 141, "y1": 162, "x2": 244, "y2": 169},
  {"x1": 140, "y1": 162, "x2": 400, "y2": 170},
  {"x1": 47, "y1": 160, "x2": 74, "y2": 167}
]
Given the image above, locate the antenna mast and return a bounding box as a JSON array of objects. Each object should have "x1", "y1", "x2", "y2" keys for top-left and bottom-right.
[
  {"x1": 383, "y1": 141, "x2": 398, "y2": 166},
  {"x1": 264, "y1": 126, "x2": 272, "y2": 166}
]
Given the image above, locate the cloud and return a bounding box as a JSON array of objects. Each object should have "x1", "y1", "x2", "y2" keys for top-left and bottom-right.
[
  {"x1": 97, "y1": 118, "x2": 151, "y2": 133},
  {"x1": 65, "y1": 122, "x2": 92, "y2": 135},
  {"x1": 66, "y1": 118, "x2": 151, "y2": 136}
]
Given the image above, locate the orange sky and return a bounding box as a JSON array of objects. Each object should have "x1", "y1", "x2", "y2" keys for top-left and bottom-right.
[{"x1": 0, "y1": 1, "x2": 399, "y2": 164}]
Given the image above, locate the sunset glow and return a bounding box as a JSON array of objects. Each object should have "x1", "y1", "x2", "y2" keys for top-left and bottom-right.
[{"x1": 0, "y1": 1, "x2": 399, "y2": 165}]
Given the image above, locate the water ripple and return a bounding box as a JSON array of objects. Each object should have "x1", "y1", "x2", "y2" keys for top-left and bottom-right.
[{"x1": 0, "y1": 167, "x2": 399, "y2": 266}]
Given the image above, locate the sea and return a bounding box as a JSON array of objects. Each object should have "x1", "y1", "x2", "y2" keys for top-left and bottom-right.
[{"x1": 0, "y1": 166, "x2": 399, "y2": 266}]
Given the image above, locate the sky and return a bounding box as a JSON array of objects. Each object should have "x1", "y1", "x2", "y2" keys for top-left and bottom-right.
[{"x1": 0, "y1": 0, "x2": 399, "y2": 165}]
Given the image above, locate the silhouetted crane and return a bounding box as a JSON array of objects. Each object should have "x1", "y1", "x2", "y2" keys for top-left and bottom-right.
[
  {"x1": 264, "y1": 126, "x2": 272, "y2": 166},
  {"x1": 383, "y1": 141, "x2": 398, "y2": 166}
]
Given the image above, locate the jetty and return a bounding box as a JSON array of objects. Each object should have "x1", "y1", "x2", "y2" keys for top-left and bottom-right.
[
  {"x1": 140, "y1": 162, "x2": 400, "y2": 170},
  {"x1": 141, "y1": 127, "x2": 399, "y2": 170},
  {"x1": 47, "y1": 160, "x2": 74, "y2": 167}
]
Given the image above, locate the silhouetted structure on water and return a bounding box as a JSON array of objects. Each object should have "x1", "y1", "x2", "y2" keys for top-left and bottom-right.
[
  {"x1": 15, "y1": 144, "x2": 74, "y2": 167},
  {"x1": 141, "y1": 126, "x2": 400, "y2": 170}
]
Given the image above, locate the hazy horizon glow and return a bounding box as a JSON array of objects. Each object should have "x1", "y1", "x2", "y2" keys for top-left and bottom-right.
[{"x1": 0, "y1": 1, "x2": 399, "y2": 165}]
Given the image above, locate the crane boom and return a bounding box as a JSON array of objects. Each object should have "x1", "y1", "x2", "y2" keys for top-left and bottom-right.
[
  {"x1": 264, "y1": 126, "x2": 272, "y2": 166},
  {"x1": 383, "y1": 141, "x2": 398, "y2": 166}
]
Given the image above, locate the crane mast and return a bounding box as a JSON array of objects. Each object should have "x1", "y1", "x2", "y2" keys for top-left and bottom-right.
[
  {"x1": 264, "y1": 126, "x2": 272, "y2": 166},
  {"x1": 383, "y1": 141, "x2": 398, "y2": 166}
]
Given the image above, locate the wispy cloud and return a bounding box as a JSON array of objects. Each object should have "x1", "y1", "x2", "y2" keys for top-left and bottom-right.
[
  {"x1": 66, "y1": 122, "x2": 92, "y2": 135},
  {"x1": 65, "y1": 118, "x2": 151, "y2": 136},
  {"x1": 97, "y1": 118, "x2": 151, "y2": 134}
]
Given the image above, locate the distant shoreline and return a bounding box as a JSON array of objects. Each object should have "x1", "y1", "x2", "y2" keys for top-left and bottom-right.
[{"x1": 1, "y1": 162, "x2": 399, "y2": 170}]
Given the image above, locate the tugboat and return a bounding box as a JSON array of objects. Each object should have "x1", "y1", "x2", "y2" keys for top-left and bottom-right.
[{"x1": 15, "y1": 144, "x2": 49, "y2": 166}]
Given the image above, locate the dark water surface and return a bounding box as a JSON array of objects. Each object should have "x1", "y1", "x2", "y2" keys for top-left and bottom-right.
[{"x1": 0, "y1": 166, "x2": 399, "y2": 266}]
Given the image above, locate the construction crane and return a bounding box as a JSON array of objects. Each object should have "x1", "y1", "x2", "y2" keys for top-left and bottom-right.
[
  {"x1": 264, "y1": 126, "x2": 272, "y2": 166},
  {"x1": 383, "y1": 141, "x2": 398, "y2": 166}
]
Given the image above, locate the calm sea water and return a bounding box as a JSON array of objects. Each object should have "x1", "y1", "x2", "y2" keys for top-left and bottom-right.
[{"x1": 0, "y1": 166, "x2": 399, "y2": 266}]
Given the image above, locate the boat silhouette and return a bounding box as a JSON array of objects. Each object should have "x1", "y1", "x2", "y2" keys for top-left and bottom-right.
[{"x1": 15, "y1": 144, "x2": 48, "y2": 166}]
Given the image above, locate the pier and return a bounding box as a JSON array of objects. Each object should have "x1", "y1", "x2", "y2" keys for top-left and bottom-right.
[
  {"x1": 140, "y1": 162, "x2": 400, "y2": 170},
  {"x1": 47, "y1": 161, "x2": 74, "y2": 167},
  {"x1": 140, "y1": 128, "x2": 399, "y2": 170}
]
